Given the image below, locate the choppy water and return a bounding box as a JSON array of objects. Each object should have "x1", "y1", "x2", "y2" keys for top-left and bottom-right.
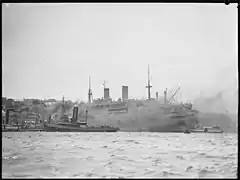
[{"x1": 2, "y1": 132, "x2": 238, "y2": 178}]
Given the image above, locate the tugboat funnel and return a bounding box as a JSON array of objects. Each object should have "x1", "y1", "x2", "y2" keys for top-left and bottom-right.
[{"x1": 72, "y1": 106, "x2": 78, "y2": 124}]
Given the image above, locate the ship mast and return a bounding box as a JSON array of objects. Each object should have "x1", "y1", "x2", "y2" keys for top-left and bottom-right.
[
  {"x1": 102, "y1": 80, "x2": 107, "y2": 100},
  {"x1": 88, "y1": 76, "x2": 92, "y2": 103},
  {"x1": 60, "y1": 95, "x2": 65, "y2": 120},
  {"x1": 145, "y1": 64, "x2": 152, "y2": 100},
  {"x1": 103, "y1": 80, "x2": 107, "y2": 89},
  {"x1": 62, "y1": 95, "x2": 65, "y2": 110}
]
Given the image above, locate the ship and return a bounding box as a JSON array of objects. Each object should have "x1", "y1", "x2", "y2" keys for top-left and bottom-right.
[
  {"x1": 185, "y1": 124, "x2": 224, "y2": 133},
  {"x1": 43, "y1": 96, "x2": 119, "y2": 132},
  {"x1": 79, "y1": 65, "x2": 200, "y2": 133}
]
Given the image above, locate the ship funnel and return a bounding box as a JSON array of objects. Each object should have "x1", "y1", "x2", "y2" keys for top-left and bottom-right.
[
  {"x1": 72, "y1": 106, "x2": 78, "y2": 124},
  {"x1": 104, "y1": 88, "x2": 110, "y2": 100},
  {"x1": 122, "y1": 85, "x2": 128, "y2": 101}
]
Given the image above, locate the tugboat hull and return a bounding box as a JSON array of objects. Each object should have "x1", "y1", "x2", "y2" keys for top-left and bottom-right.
[
  {"x1": 44, "y1": 123, "x2": 119, "y2": 132},
  {"x1": 189, "y1": 129, "x2": 223, "y2": 133},
  {"x1": 20, "y1": 128, "x2": 44, "y2": 132}
]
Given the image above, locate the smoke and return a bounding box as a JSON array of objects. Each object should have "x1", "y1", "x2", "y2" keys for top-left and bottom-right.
[
  {"x1": 194, "y1": 90, "x2": 227, "y2": 113},
  {"x1": 188, "y1": 61, "x2": 238, "y2": 132},
  {"x1": 193, "y1": 62, "x2": 238, "y2": 114}
]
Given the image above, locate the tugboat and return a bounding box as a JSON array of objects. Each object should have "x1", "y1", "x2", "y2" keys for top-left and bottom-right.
[
  {"x1": 44, "y1": 103, "x2": 119, "y2": 132},
  {"x1": 188, "y1": 123, "x2": 224, "y2": 133}
]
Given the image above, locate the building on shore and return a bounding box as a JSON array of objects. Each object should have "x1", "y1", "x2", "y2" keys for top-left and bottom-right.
[
  {"x1": 44, "y1": 99, "x2": 57, "y2": 107},
  {"x1": 2, "y1": 97, "x2": 14, "y2": 108}
]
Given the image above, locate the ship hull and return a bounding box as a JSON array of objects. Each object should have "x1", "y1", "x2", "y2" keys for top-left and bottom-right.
[
  {"x1": 147, "y1": 127, "x2": 187, "y2": 133},
  {"x1": 119, "y1": 125, "x2": 188, "y2": 133},
  {"x1": 44, "y1": 123, "x2": 119, "y2": 132}
]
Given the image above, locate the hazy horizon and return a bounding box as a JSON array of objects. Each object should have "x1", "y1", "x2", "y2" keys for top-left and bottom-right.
[{"x1": 2, "y1": 3, "x2": 238, "y2": 113}]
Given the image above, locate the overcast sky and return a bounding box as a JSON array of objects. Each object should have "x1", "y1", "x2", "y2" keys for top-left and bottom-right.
[{"x1": 2, "y1": 3, "x2": 238, "y2": 102}]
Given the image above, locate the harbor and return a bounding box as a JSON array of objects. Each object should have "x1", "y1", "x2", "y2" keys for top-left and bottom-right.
[
  {"x1": 2, "y1": 64, "x2": 228, "y2": 134},
  {"x1": 2, "y1": 3, "x2": 237, "y2": 179}
]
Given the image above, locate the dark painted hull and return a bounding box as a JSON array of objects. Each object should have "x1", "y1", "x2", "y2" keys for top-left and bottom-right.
[
  {"x1": 146, "y1": 124, "x2": 189, "y2": 133},
  {"x1": 148, "y1": 129, "x2": 186, "y2": 133},
  {"x1": 44, "y1": 123, "x2": 119, "y2": 132},
  {"x1": 119, "y1": 127, "x2": 188, "y2": 133},
  {"x1": 20, "y1": 128, "x2": 44, "y2": 132}
]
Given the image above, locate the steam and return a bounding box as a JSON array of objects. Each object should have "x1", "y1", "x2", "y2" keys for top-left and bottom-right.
[{"x1": 193, "y1": 61, "x2": 238, "y2": 114}]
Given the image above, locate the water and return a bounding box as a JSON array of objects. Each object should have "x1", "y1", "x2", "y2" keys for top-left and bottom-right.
[{"x1": 2, "y1": 132, "x2": 238, "y2": 178}]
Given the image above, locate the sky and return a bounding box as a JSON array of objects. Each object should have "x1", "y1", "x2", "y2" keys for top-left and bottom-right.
[{"x1": 2, "y1": 3, "x2": 238, "y2": 103}]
